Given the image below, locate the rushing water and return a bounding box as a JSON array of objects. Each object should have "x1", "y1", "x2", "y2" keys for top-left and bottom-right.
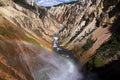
[
  {"x1": 18, "y1": 42, "x2": 83, "y2": 80},
  {"x1": 16, "y1": 32, "x2": 100, "y2": 80},
  {"x1": 16, "y1": 25, "x2": 100, "y2": 80},
  {"x1": 15, "y1": 25, "x2": 97, "y2": 80},
  {"x1": 33, "y1": 52, "x2": 82, "y2": 80}
]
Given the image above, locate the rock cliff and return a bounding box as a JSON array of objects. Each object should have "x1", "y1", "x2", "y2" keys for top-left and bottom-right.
[
  {"x1": 0, "y1": 0, "x2": 120, "y2": 79},
  {"x1": 0, "y1": 0, "x2": 59, "y2": 79},
  {"x1": 48, "y1": 0, "x2": 120, "y2": 64}
]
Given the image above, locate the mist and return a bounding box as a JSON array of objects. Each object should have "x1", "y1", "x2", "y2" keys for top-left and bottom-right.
[{"x1": 18, "y1": 42, "x2": 83, "y2": 80}]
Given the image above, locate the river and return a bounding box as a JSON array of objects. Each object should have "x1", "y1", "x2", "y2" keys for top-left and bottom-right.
[
  {"x1": 18, "y1": 42, "x2": 83, "y2": 80},
  {"x1": 17, "y1": 26, "x2": 98, "y2": 80}
]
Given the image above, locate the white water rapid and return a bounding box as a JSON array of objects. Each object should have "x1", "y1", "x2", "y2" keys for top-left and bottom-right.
[{"x1": 17, "y1": 42, "x2": 83, "y2": 80}]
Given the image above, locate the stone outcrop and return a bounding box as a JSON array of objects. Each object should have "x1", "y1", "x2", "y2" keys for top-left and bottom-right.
[
  {"x1": 0, "y1": 1, "x2": 59, "y2": 79},
  {"x1": 0, "y1": 0, "x2": 120, "y2": 79},
  {"x1": 0, "y1": 0, "x2": 12, "y2": 6},
  {"x1": 48, "y1": 0, "x2": 119, "y2": 64}
]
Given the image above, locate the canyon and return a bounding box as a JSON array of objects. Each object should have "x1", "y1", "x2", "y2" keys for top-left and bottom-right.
[{"x1": 0, "y1": 0, "x2": 120, "y2": 80}]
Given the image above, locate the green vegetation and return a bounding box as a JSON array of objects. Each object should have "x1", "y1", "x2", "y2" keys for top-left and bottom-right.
[
  {"x1": 22, "y1": 34, "x2": 40, "y2": 46},
  {"x1": 94, "y1": 57, "x2": 104, "y2": 67},
  {"x1": 85, "y1": 12, "x2": 95, "y2": 26},
  {"x1": 0, "y1": 62, "x2": 6, "y2": 70},
  {"x1": 0, "y1": 26, "x2": 40, "y2": 46},
  {"x1": 67, "y1": 18, "x2": 74, "y2": 24},
  {"x1": 108, "y1": 1, "x2": 120, "y2": 18},
  {"x1": 80, "y1": 12, "x2": 95, "y2": 27},
  {"x1": 96, "y1": 33, "x2": 120, "y2": 59},
  {"x1": 86, "y1": 33, "x2": 120, "y2": 71},
  {"x1": 0, "y1": 77, "x2": 4, "y2": 80},
  {"x1": 13, "y1": 0, "x2": 35, "y2": 10},
  {"x1": 0, "y1": 26, "x2": 16, "y2": 39},
  {"x1": 38, "y1": 7, "x2": 47, "y2": 19},
  {"x1": 0, "y1": 0, "x2": 11, "y2": 6},
  {"x1": 95, "y1": 13, "x2": 103, "y2": 27},
  {"x1": 69, "y1": 12, "x2": 95, "y2": 43},
  {"x1": 72, "y1": 45, "x2": 85, "y2": 55},
  {"x1": 13, "y1": 0, "x2": 46, "y2": 20},
  {"x1": 103, "y1": 0, "x2": 114, "y2": 12},
  {"x1": 82, "y1": 37, "x2": 96, "y2": 50},
  {"x1": 69, "y1": 26, "x2": 85, "y2": 42},
  {"x1": 72, "y1": 37, "x2": 96, "y2": 57},
  {"x1": 0, "y1": 15, "x2": 41, "y2": 46}
]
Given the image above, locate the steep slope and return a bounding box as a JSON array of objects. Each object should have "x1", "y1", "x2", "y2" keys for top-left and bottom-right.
[
  {"x1": 49, "y1": 0, "x2": 106, "y2": 51},
  {"x1": 0, "y1": 0, "x2": 65, "y2": 48},
  {"x1": 0, "y1": 0, "x2": 60, "y2": 79},
  {"x1": 48, "y1": 1, "x2": 120, "y2": 79},
  {"x1": 48, "y1": 0, "x2": 120, "y2": 64},
  {"x1": 0, "y1": 0, "x2": 120, "y2": 80},
  {"x1": 0, "y1": 15, "x2": 34, "y2": 80}
]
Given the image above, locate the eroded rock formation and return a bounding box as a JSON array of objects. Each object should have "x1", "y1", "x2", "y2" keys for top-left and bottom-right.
[{"x1": 0, "y1": 0, "x2": 120, "y2": 79}]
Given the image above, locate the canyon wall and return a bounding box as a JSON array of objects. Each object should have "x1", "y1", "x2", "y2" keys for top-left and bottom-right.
[
  {"x1": 48, "y1": 0, "x2": 120, "y2": 64},
  {"x1": 0, "y1": 0, "x2": 59, "y2": 79},
  {"x1": 0, "y1": 0, "x2": 120, "y2": 79}
]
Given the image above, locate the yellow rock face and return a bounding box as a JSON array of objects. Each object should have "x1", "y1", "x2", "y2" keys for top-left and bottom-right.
[{"x1": 0, "y1": 0, "x2": 12, "y2": 6}]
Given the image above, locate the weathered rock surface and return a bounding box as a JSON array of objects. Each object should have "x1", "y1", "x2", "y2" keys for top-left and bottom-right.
[
  {"x1": 0, "y1": 0, "x2": 120, "y2": 79},
  {"x1": 48, "y1": 0, "x2": 119, "y2": 64}
]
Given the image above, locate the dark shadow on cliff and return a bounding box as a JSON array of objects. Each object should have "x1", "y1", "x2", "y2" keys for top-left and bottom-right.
[
  {"x1": 13, "y1": 0, "x2": 36, "y2": 10},
  {"x1": 53, "y1": 47, "x2": 79, "y2": 64},
  {"x1": 92, "y1": 59, "x2": 120, "y2": 80},
  {"x1": 110, "y1": 16, "x2": 120, "y2": 33},
  {"x1": 109, "y1": 16, "x2": 120, "y2": 34},
  {"x1": 91, "y1": 14, "x2": 120, "y2": 80},
  {"x1": 54, "y1": 47, "x2": 73, "y2": 58},
  {"x1": 108, "y1": 1, "x2": 120, "y2": 18},
  {"x1": 83, "y1": 10, "x2": 120, "y2": 80},
  {"x1": 93, "y1": 15, "x2": 120, "y2": 80}
]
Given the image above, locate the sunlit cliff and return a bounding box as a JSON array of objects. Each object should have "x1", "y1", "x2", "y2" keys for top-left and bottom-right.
[{"x1": 0, "y1": 0, "x2": 120, "y2": 80}]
